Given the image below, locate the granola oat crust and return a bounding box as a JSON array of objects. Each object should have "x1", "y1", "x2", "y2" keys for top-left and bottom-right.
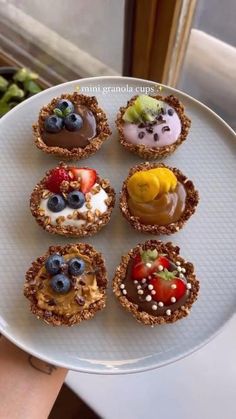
[
  {"x1": 116, "y1": 94, "x2": 191, "y2": 159},
  {"x1": 119, "y1": 162, "x2": 199, "y2": 235},
  {"x1": 113, "y1": 240, "x2": 199, "y2": 325},
  {"x1": 24, "y1": 243, "x2": 107, "y2": 326},
  {"x1": 30, "y1": 162, "x2": 116, "y2": 237},
  {"x1": 33, "y1": 92, "x2": 111, "y2": 160}
]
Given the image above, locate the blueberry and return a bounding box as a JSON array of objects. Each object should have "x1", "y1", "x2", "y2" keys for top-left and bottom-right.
[
  {"x1": 44, "y1": 115, "x2": 64, "y2": 133},
  {"x1": 50, "y1": 274, "x2": 71, "y2": 294},
  {"x1": 167, "y1": 108, "x2": 174, "y2": 116},
  {"x1": 57, "y1": 99, "x2": 74, "y2": 115},
  {"x1": 68, "y1": 258, "x2": 85, "y2": 276},
  {"x1": 64, "y1": 113, "x2": 83, "y2": 131},
  {"x1": 67, "y1": 190, "x2": 85, "y2": 209},
  {"x1": 45, "y1": 254, "x2": 65, "y2": 275},
  {"x1": 47, "y1": 194, "x2": 66, "y2": 212}
]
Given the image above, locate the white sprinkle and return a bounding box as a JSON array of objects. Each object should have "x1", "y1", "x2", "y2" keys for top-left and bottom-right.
[
  {"x1": 120, "y1": 284, "x2": 125, "y2": 289},
  {"x1": 148, "y1": 275, "x2": 152, "y2": 280},
  {"x1": 158, "y1": 301, "x2": 164, "y2": 307},
  {"x1": 181, "y1": 268, "x2": 186, "y2": 273},
  {"x1": 146, "y1": 262, "x2": 152, "y2": 268},
  {"x1": 158, "y1": 265, "x2": 163, "y2": 271},
  {"x1": 134, "y1": 280, "x2": 138, "y2": 284},
  {"x1": 141, "y1": 278, "x2": 147, "y2": 284},
  {"x1": 171, "y1": 297, "x2": 176, "y2": 303},
  {"x1": 145, "y1": 295, "x2": 152, "y2": 302},
  {"x1": 151, "y1": 290, "x2": 156, "y2": 295},
  {"x1": 122, "y1": 289, "x2": 127, "y2": 295},
  {"x1": 137, "y1": 285, "x2": 141, "y2": 290},
  {"x1": 176, "y1": 261, "x2": 181, "y2": 266},
  {"x1": 179, "y1": 273, "x2": 184, "y2": 278},
  {"x1": 171, "y1": 284, "x2": 177, "y2": 289},
  {"x1": 148, "y1": 284, "x2": 154, "y2": 290},
  {"x1": 138, "y1": 289, "x2": 144, "y2": 295},
  {"x1": 152, "y1": 304, "x2": 158, "y2": 311},
  {"x1": 187, "y1": 283, "x2": 192, "y2": 290},
  {"x1": 177, "y1": 266, "x2": 182, "y2": 272},
  {"x1": 166, "y1": 309, "x2": 171, "y2": 316}
]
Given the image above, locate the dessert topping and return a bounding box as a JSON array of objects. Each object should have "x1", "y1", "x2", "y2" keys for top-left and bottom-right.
[
  {"x1": 69, "y1": 167, "x2": 97, "y2": 193},
  {"x1": 47, "y1": 194, "x2": 66, "y2": 212},
  {"x1": 45, "y1": 254, "x2": 65, "y2": 275},
  {"x1": 123, "y1": 95, "x2": 162, "y2": 123},
  {"x1": 127, "y1": 168, "x2": 177, "y2": 203},
  {"x1": 50, "y1": 274, "x2": 71, "y2": 294},
  {"x1": 67, "y1": 191, "x2": 85, "y2": 209},
  {"x1": 46, "y1": 168, "x2": 71, "y2": 193}
]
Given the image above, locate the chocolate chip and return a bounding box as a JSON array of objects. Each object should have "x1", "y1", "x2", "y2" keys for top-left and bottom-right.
[
  {"x1": 48, "y1": 299, "x2": 56, "y2": 306},
  {"x1": 168, "y1": 108, "x2": 174, "y2": 116},
  {"x1": 75, "y1": 295, "x2": 85, "y2": 306},
  {"x1": 60, "y1": 263, "x2": 68, "y2": 274},
  {"x1": 79, "y1": 279, "x2": 86, "y2": 286},
  {"x1": 138, "y1": 131, "x2": 145, "y2": 139},
  {"x1": 146, "y1": 127, "x2": 153, "y2": 134},
  {"x1": 138, "y1": 122, "x2": 145, "y2": 128},
  {"x1": 161, "y1": 107, "x2": 167, "y2": 115},
  {"x1": 162, "y1": 126, "x2": 170, "y2": 133},
  {"x1": 153, "y1": 133, "x2": 159, "y2": 141}
]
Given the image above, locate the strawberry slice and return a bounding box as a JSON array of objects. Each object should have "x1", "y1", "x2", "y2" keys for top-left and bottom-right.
[
  {"x1": 149, "y1": 270, "x2": 186, "y2": 304},
  {"x1": 69, "y1": 167, "x2": 97, "y2": 193},
  {"x1": 45, "y1": 168, "x2": 71, "y2": 193},
  {"x1": 131, "y1": 249, "x2": 170, "y2": 281}
]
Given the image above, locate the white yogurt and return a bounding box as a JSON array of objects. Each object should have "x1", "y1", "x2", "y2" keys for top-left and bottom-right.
[{"x1": 40, "y1": 184, "x2": 108, "y2": 227}]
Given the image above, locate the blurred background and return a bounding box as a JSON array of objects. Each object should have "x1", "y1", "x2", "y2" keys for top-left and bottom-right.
[
  {"x1": 0, "y1": 0, "x2": 235, "y2": 417},
  {"x1": 0, "y1": 0, "x2": 235, "y2": 127}
]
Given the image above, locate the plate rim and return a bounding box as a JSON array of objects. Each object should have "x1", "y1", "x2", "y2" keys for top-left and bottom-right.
[{"x1": 0, "y1": 75, "x2": 235, "y2": 374}]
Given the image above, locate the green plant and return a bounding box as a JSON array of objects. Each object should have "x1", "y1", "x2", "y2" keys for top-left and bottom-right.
[{"x1": 0, "y1": 67, "x2": 42, "y2": 116}]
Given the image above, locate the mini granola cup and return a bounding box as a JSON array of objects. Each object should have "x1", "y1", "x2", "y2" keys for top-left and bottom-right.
[
  {"x1": 116, "y1": 94, "x2": 191, "y2": 159},
  {"x1": 113, "y1": 240, "x2": 199, "y2": 325},
  {"x1": 33, "y1": 92, "x2": 111, "y2": 160},
  {"x1": 24, "y1": 243, "x2": 107, "y2": 326},
  {"x1": 119, "y1": 162, "x2": 199, "y2": 235},
  {"x1": 30, "y1": 162, "x2": 115, "y2": 237}
]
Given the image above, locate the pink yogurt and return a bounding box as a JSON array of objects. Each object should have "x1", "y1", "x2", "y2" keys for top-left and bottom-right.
[{"x1": 123, "y1": 102, "x2": 181, "y2": 148}]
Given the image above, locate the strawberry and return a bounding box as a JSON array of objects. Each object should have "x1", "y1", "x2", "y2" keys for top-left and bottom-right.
[
  {"x1": 69, "y1": 167, "x2": 97, "y2": 193},
  {"x1": 45, "y1": 168, "x2": 71, "y2": 193},
  {"x1": 131, "y1": 249, "x2": 170, "y2": 281},
  {"x1": 149, "y1": 270, "x2": 186, "y2": 304}
]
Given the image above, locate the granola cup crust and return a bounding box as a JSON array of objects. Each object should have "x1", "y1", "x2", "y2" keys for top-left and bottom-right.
[
  {"x1": 119, "y1": 162, "x2": 199, "y2": 235},
  {"x1": 113, "y1": 240, "x2": 199, "y2": 325},
  {"x1": 30, "y1": 163, "x2": 116, "y2": 238},
  {"x1": 24, "y1": 243, "x2": 107, "y2": 326},
  {"x1": 33, "y1": 92, "x2": 111, "y2": 160},
  {"x1": 116, "y1": 94, "x2": 191, "y2": 159}
]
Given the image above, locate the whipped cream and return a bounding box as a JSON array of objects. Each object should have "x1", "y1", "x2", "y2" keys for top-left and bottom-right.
[
  {"x1": 40, "y1": 183, "x2": 108, "y2": 227},
  {"x1": 123, "y1": 102, "x2": 181, "y2": 148}
]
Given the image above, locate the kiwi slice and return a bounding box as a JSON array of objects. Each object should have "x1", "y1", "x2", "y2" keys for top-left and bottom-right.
[
  {"x1": 134, "y1": 95, "x2": 161, "y2": 122},
  {"x1": 122, "y1": 95, "x2": 162, "y2": 123},
  {"x1": 123, "y1": 106, "x2": 142, "y2": 123}
]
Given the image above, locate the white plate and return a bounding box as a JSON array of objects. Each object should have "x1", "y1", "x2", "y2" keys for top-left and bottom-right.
[{"x1": 0, "y1": 77, "x2": 235, "y2": 374}]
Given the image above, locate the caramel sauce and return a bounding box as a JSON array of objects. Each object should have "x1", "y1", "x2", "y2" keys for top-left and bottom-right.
[{"x1": 128, "y1": 182, "x2": 186, "y2": 225}]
